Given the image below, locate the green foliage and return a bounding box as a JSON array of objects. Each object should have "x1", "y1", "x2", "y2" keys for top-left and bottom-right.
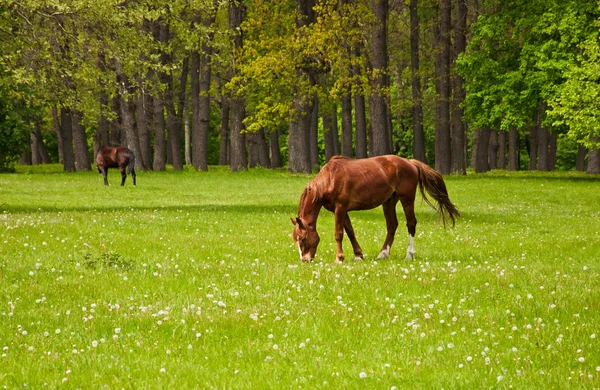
[
  {"x1": 0, "y1": 69, "x2": 31, "y2": 171},
  {"x1": 459, "y1": 0, "x2": 600, "y2": 145},
  {"x1": 549, "y1": 35, "x2": 600, "y2": 149}
]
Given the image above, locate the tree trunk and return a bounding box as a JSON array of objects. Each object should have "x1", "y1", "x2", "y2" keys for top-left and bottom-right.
[
  {"x1": 410, "y1": 0, "x2": 426, "y2": 163},
  {"x1": 191, "y1": 50, "x2": 200, "y2": 169},
  {"x1": 587, "y1": 141, "x2": 600, "y2": 174},
  {"x1": 435, "y1": 0, "x2": 452, "y2": 174},
  {"x1": 451, "y1": 0, "x2": 467, "y2": 174},
  {"x1": 269, "y1": 129, "x2": 282, "y2": 168},
  {"x1": 32, "y1": 124, "x2": 52, "y2": 164},
  {"x1": 341, "y1": 92, "x2": 353, "y2": 157},
  {"x1": 576, "y1": 144, "x2": 586, "y2": 171},
  {"x1": 548, "y1": 131, "x2": 557, "y2": 171},
  {"x1": 218, "y1": 76, "x2": 230, "y2": 165},
  {"x1": 229, "y1": 99, "x2": 247, "y2": 171},
  {"x1": 109, "y1": 96, "x2": 122, "y2": 146},
  {"x1": 247, "y1": 133, "x2": 258, "y2": 168},
  {"x1": 20, "y1": 150, "x2": 32, "y2": 166},
  {"x1": 508, "y1": 127, "x2": 518, "y2": 171},
  {"x1": 288, "y1": 94, "x2": 313, "y2": 173},
  {"x1": 177, "y1": 57, "x2": 189, "y2": 167},
  {"x1": 470, "y1": 128, "x2": 479, "y2": 169},
  {"x1": 248, "y1": 129, "x2": 270, "y2": 168},
  {"x1": 71, "y1": 110, "x2": 91, "y2": 171},
  {"x1": 475, "y1": 128, "x2": 490, "y2": 173},
  {"x1": 115, "y1": 62, "x2": 143, "y2": 171},
  {"x1": 136, "y1": 90, "x2": 152, "y2": 170},
  {"x1": 488, "y1": 130, "x2": 498, "y2": 170},
  {"x1": 288, "y1": 0, "x2": 315, "y2": 173},
  {"x1": 192, "y1": 5, "x2": 217, "y2": 172},
  {"x1": 353, "y1": 48, "x2": 368, "y2": 159},
  {"x1": 30, "y1": 133, "x2": 41, "y2": 165},
  {"x1": 323, "y1": 110, "x2": 336, "y2": 162},
  {"x1": 369, "y1": 0, "x2": 391, "y2": 156},
  {"x1": 586, "y1": 137, "x2": 600, "y2": 174},
  {"x1": 166, "y1": 71, "x2": 183, "y2": 171},
  {"x1": 498, "y1": 130, "x2": 506, "y2": 169},
  {"x1": 538, "y1": 127, "x2": 549, "y2": 171},
  {"x1": 52, "y1": 107, "x2": 64, "y2": 164},
  {"x1": 60, "y1": 107, "x2": 75, "y2": 172},
  {"x1": 228, "y1": 0, "x2": 247, "y2": 171},
  {"x1": 257, "y1": 129, "x2": 271, "y2": 168},
  {"x1": 95, "y1": 93, "x2": 110, "y2": 157},
  {"x1": 153, "y1": 91, "x2": 167, "y2": 171},
  {"x1": 332, "y1": 105, "x2": 340, "y2": 155},
  {"x1": 528, "y1": 120, "x2": 538, "y2": 170},
  {"x1": 184, "y1": 94, "x2": 192, "y2": 166}
]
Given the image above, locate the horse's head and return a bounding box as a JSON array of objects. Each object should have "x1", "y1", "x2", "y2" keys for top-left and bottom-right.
[{"x1": 291, "y1": 217, "x2": 320, "y2": 262}]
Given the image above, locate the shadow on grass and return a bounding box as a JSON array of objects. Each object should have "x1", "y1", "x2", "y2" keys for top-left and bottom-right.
[{"x1": 0, "y1": 202, "x2": 298, "y2": 215}]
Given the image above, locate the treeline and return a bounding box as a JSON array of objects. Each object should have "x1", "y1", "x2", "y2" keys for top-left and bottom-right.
[{"x1": 1, "y1": 0, "x2": 599, "y2": 174}]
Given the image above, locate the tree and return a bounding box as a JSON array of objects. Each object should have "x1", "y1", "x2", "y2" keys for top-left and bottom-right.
[
  {"x1": 409, "y1": 0, "x2": 426, "y2": 163},
  {"x1": 0, "y1": 72, "x2": 30, "y2": 172},
  {"x1": 369, "y1": 0, "x2": 391, "y2": 156},
  {"x1": 288, "y1": 0, "x2": 316, "y2": 173},
  {"x1": 434, "y1": 0, "x2": 451, "y2": 174},
  {"x1": 228, "y1": 0, "x2": 248, "y2": 172},
  {"x1": 192, "y1": 2, "x2": 218, "y2": 171},
  {"x1": 451, "y1": 0, "x2": 467, "y2": 174}
]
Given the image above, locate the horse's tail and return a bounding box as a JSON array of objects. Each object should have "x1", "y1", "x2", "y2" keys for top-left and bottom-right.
[
  {"x1": 409, "y1": 159, "x2": 460, "y2": 227},
  {"x1": 128, "y1": 151, "x2": 136, "y2": 175}
]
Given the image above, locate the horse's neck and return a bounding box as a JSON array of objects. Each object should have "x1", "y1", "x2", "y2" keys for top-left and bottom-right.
[{"x1": 299, "y1": 189, "x2": 322, "y2": 229}]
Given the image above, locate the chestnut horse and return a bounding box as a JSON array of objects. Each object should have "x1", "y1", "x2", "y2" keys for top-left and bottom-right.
[
  {"x1": 95, "y1": 146, "x2": 136, "y2": 186},
  {"x1": 291, "y1": 155, "x2": 460, "y2": 263}
]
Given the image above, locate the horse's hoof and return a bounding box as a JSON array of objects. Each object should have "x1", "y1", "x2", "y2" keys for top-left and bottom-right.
[
  {"x1": 334, "y1": 259, "x2": 344, "y2": 265},
  {"x1": 354, "y1": 256, "x2": 364, "y2": 262},
  {"x1": 405, "y1": 251, "x2": 415, "y2": 260},
  {"x1": 377, "y1": 251, "x2": 390, "y2": 260}
]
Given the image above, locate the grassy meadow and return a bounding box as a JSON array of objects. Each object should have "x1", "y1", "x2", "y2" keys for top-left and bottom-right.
[{"x1": 1, "y1": 164, "x2": 599, "y2": 388}]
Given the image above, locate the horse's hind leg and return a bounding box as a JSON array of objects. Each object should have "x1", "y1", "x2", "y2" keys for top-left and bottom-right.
[
  {"x1": 399, "y1": 195, "x2": 417, "y2": 260},
  {"x1": 131, "y1": 169, "x2": 136, "y2": 186},
  {"x1": 333, "y1": 207, "x2": 347, "y2": 264},
  {"x1": 343, "y1": 213, "x2": 364, "y2": 261},
  {"x1": 120, "y1": 167, "x2": 127, "y2": 186},
  {"x1": 378, "y1": 199, "x2": 399, "y2": 259}
]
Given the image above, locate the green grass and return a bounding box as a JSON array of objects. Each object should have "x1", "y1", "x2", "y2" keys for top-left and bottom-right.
[{"x1": 1, "y1": 164, "x2": 600, "y2": 388}]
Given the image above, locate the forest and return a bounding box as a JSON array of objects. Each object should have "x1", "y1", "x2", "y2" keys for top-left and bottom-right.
[{"x1": 1, "y1": 0, "x2": 599, "y2": 174}]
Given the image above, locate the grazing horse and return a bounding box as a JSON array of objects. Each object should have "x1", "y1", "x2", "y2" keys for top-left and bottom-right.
[
  {"x1": 291, "y1": 155, "x2": 460, "y2": 263},
  {"x1": 95, "y1": 146, "x2": 136, "y2": 186}
]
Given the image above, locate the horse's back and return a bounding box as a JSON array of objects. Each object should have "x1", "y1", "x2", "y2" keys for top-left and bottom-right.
[
  {"x1": 319, "y1": 155, "x2": 418, "y2": 210},
  {"x1": 96, "y1": 146, "x2": 130, "y2": 168},
  {"x1": 325, "y1": 155, "x2": 417, "y2": 182}
]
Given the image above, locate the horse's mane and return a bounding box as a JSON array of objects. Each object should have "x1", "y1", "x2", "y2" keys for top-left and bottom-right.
[{"x1": 299, "y1": 157, "x2": 348, "y2": 214}]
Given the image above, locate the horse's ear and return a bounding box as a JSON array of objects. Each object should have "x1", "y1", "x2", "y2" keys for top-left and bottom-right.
[
  {"x1": 291, "y1": 217, "x2": 297, "y2": 226},
  {"x1": 295, "y1": 217, "x2": 305, "y2": 230}
]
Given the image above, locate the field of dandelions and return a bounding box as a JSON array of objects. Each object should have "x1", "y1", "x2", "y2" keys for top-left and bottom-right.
[{"x1": 1, "y1": 165, "x2": 599, "y2": 388}]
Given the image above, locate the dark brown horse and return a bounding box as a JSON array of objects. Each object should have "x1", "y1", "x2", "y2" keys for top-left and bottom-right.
[
  {"x1": 291, "y1": 155, "x2": 460, "y2": 263},
  {"x1": 95, "y1": 146, "x2": 136, "y2": 186}
]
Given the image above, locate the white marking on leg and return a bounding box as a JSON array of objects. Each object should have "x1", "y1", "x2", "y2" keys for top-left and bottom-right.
[
  {"x1": 406, "y1": 235, "x2": 415, "y2": 260},
  {"x1": 297, "y1": 243, "x2": 302, "y2": 261},
  {"x1": 377, "y1": 245, "x2": 391, "y2": 259}
]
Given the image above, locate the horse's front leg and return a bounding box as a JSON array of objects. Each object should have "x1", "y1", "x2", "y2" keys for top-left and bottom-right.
[
  {"x1": 120, "y1": 167, "x2": 127, "y2": 186},
  {"x1": 333, "y1": 207, "x2": 346, "y2": 264},
  {"x1": 343, "y1": 213, "x2": 364, "y2": 261},
  {"x1": 100, "y1": 167, "x2": 109, "y2": 186},
  {"x1": 378, "y1": 200, "x2": 399, "y2": 259}
]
